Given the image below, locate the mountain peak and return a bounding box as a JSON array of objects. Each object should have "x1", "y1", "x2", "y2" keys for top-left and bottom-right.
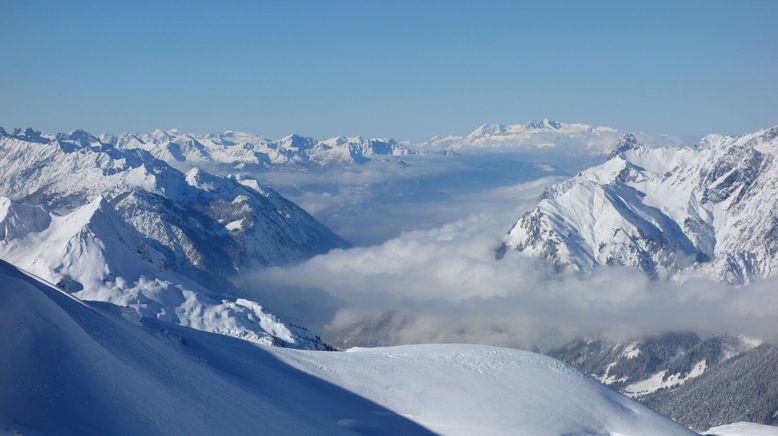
[
  {"x1": 277, "y1": 133, "x2": 316, "y2": 149},
  {"x1": 56, "y1": 129, "x2": 101, "y2": 148},
  {"x1": 280, "y1": 133, "x2": 307, "y2": 141},
  {"x1": 148, "y1": 128, "x2": 177, "y2": 142},
  {"x1": 502, "y1": 125, "x2": 778, "y2": 284},
  {"x1": 608, "y1": 133, "x2": 640, "y2": 159},
  {"x1": 11, "y1": 127, "x2": 47, "y2": 143},
  {"x1": 72, "y1": 195, "x2": 119, "y2": 228},
  {"x1": 467, "y1": 123, "x2": 509, "y2": 138},
  {"x1": 185, "y1": 167, "x2": 222, "y2": 192},
  {"x1": 528, "y1": 118, "x2": 563, "y2": 129}
]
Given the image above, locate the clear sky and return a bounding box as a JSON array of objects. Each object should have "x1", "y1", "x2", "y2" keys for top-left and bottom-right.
[{"x1": 1, "y1": 0, "x2": 777, "y2": 140}]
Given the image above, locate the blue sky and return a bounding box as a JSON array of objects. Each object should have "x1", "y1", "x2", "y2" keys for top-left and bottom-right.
[{"x1": 1, "y1": 0, "x2": 777, "y2": 140}]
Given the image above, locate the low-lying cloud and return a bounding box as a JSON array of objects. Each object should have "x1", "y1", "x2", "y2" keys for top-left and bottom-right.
[
  {"x1": 240, "y1": 180, "x2": 778, "y2": 351},
  {"x1": 249, "y1": 153, "x2": 568, "y2": 245}
]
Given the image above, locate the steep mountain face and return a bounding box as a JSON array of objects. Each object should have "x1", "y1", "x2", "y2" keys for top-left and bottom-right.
[
  {"x1": 0, "y1": 260, "x2": 695, "y2": 435},
  {"x1": 500, "y1": 126, "x2": 778, "y2": 284},
  {"x1": 549, "y1": 333, "x2": 775, "y2": 431},
  {"x1": 0, "y1": 127, "x2": 348, "y2": 348},
  {"x1": 108, "y1": 128, "x2": 410, "y2": 168}
]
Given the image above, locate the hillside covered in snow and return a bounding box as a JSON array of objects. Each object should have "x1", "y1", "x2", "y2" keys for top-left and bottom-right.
[
  {"x1": 500, "y1": 126, "x2": 778, "y2": 284},
  {"x1": 0, "y1": 258, "x2": 694, "y2": 435},
  {"x1": 549, "y1": 332, "x2": 778, "y2": 430},
  {"x1": 0, "y1": 127, "x2": 347, "y2": 348}
]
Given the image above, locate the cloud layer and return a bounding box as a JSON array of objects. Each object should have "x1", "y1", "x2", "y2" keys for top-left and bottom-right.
[
  {"x1": 244, "y1": 182, "x2": 778, "y2": 350},
  {"x1": 249, "y1": 153, "x2": 568, "y2": 245}
]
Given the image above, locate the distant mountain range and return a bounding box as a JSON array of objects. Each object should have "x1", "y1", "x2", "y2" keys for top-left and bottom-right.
[
  {"x1": 107, "y1": 128, "x2": 411, "y2": 168},
  {"x1": 421, "y1": 118, "x2": 627, "y2": 154},
  {"x1": 0, "y1": 119, "x2": 669, "y2": 173},
  {"x1": 500, "y1": 125, "x2": 778, "y2": 284}
]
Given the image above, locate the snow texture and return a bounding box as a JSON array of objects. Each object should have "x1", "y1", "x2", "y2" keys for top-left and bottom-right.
[
  {"x1": 705, "y1": 422, "x2": 778, "y2": 436},
  {"x1": 0, "y1": 258, "x2": 694, "y2": 436},
  {"x1": 0, "y1": 127, "x2": 348, "y2": 349},
  {"x1": 501, "y1": 126, "x2": 778, "y2": 284}
]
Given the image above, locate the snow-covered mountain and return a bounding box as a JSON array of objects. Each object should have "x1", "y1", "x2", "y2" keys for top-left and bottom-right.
[
  {"x1": 0, "y1": 258, "x2": 694, "y2": 435},
  {"x1": 420, "y1": 118, "x2": 628, "y2": 154},
  {"x1": 549, "y1": 332, "x2": 757, "y2": 398},
  {"x1": 499, "y1": 125, "x2": 778, "y2": 283},
  {"x1": 107, "y1": 128, "x2": 410, "y2": 168},
  {"x1": 0, "y1": 127, "x2": 347, "y2": 275},
  {"x1": 644, "y1": 343, "x2": 778, "y2": 431},
  {"x1": 0, "y1": 127, "x2": 347, "y2": 348},
  {"x1": 81, "y1": 120, "x2": 628, "y2": 173},
  {"x1": 0, "y1": 196, "x2": 327, "y2": 349},
  {"x1": 550, "y1": 332, "x2": 777, "y2": 431}
]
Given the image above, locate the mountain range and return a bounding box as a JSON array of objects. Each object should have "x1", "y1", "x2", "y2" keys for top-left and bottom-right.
[
  {"x1": 0, "y1": 127, "x2": 347, "y2": 348},
  {"x1": 2, "y1": 121, "x2": 777, "y2": 434},
  {"x1": 420, "y1": 118, "x2": 627, "y2": 154},
  {"x1": 500, "y1": 125, "x2": 778, "y2": 284},
  {"x1": 107, "y1": 128, "x2": 411, "y2": 168},
  {"x1": 7, "y1": 119, "x2": 652, "y2": 174}
]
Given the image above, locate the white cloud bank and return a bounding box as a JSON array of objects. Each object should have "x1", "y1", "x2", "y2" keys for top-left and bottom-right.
[{"x1": 243, "y1": 182, "x2": 778, "y2": 351}]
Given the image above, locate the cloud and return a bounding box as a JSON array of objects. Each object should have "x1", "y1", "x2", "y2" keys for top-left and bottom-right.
[
  {"x1": 243, "y1": 200, "x2": 778, "y2": 351},
  {"x1": 249, "y1": 153, "x2": 567, "y2": 245}
]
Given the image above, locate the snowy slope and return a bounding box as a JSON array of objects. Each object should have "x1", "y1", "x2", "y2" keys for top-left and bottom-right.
[
  {"x1": 0, "y1": 259, "x2": 694, "y2": 435},
  {"x1": 0, "y1": 259, "x2": 411, "y2": 435},
  {"x1": 276, "y1": 345, "x2": 695, "y2": 436},
  {"x1": 0, "y1": 196, "x2": 328, "y2": 349},
  {"x1": 705, "y1": 422, "x2": 778, "y2": 436},
  {"x1": 550, "y1": 333, "x2": 758, "y2": 398},
  {"x1": 109, "y1": 128, "x2": 410, "y2": 168},
  {"x1": 500, "y1": 126, "x2": 778, "y2": 283}
]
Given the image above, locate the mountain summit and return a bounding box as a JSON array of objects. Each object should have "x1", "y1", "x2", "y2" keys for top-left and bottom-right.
[{"x1": 499, "y1": 125, "x2": 778, "y2": 284}]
